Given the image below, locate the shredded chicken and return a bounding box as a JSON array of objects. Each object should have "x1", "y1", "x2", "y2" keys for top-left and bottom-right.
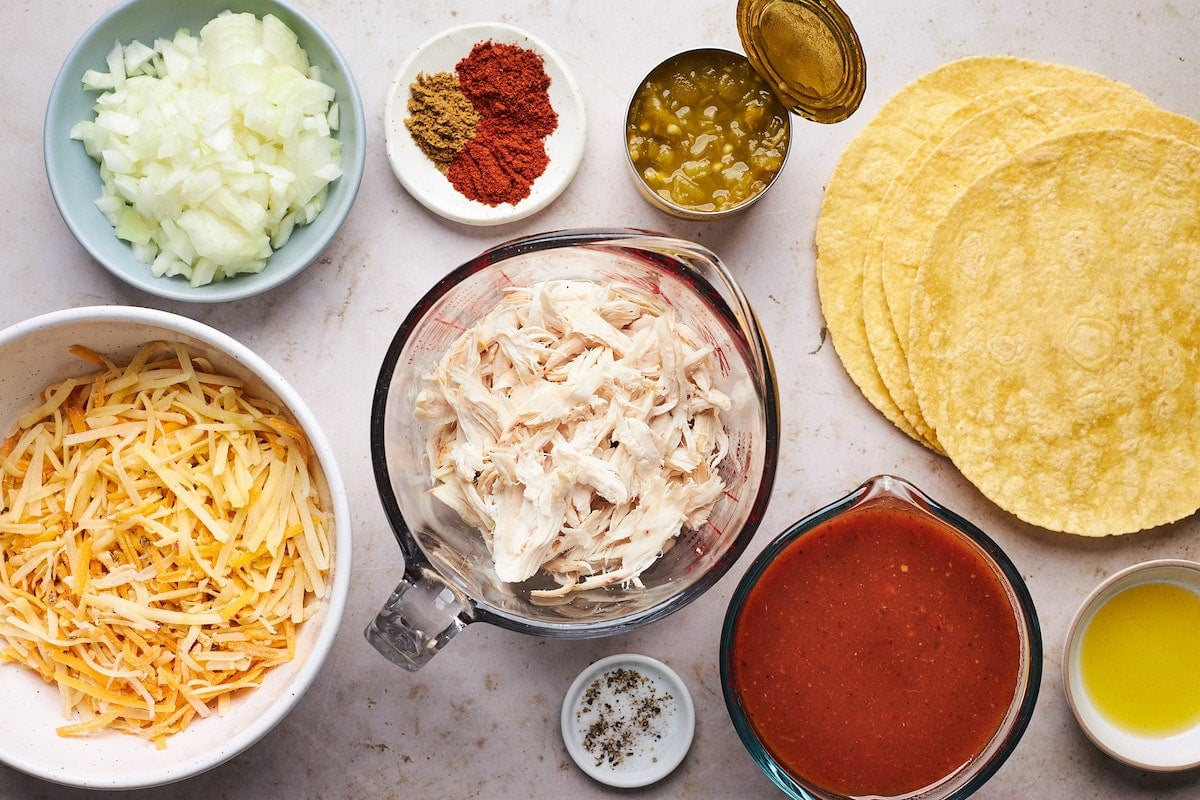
[{"x1": 415, "y1": 279, "x2": 731, "y2": 596}]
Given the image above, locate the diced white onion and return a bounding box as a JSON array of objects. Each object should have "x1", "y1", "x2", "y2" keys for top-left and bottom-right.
[{"x1": 71, "y1": 12, "x2": 344, "y2": 286}]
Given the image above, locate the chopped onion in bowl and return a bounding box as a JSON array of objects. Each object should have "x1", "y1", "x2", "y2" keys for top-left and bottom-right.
[{"x1": 69, "y1": 11, "x2": 343, "y2": 287}]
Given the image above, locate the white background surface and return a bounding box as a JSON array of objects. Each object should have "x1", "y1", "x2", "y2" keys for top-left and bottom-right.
[{"x1": 3, "y1": 0, "x2": 1200, "y2": 797}]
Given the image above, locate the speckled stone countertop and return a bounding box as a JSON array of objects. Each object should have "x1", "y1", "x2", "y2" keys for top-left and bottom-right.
[{"x1": 3, "y1": 1, "x2": 1200, "y2": 797}]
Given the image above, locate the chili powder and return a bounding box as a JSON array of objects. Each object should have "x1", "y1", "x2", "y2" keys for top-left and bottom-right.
[{"x1": 446, "y1": 40, "x2": 558, "y2": 206}]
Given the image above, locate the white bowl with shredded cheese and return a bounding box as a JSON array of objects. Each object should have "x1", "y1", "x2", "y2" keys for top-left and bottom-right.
[
  {"x1": 44, "y1": 0, "x2": 366, "y2": 302},
  {"x1": 0, "y1": 306, "x2": 351, "y2": 789},
  {"x1": 367, "y1": 230, "x2": 779, "y2": 670}
]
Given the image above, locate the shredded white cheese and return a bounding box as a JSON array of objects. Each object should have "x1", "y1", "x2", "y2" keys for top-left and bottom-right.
[
  {"x1": 415, "y1": 279, "x2": 731, "y2": 597},
  {"x1": 0, "y1": 343, "x2": 332, "y2": 746}
]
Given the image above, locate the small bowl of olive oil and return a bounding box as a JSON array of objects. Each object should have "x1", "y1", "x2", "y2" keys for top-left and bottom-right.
[{"x1": 1064, "y1": 559, "x2": 1200, "y2": 771}]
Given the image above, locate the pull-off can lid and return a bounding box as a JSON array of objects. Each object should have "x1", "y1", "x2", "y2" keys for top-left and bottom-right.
[{"x1": 737, "y1": 0, "x2": 866, "y2": 123}]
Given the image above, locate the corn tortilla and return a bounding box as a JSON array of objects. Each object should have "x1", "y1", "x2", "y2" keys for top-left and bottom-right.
[
  {"x1": 907, "y1": 130, "x2": 1200, "y2": 535},
  {"x1": 863, "y1": 83, "x2": 1166, "y2": 444},
  {"x1": 854, "y1": 88, "x2": 1037, "y2": 450},
  {"x1": 816, "y1": 56, "x2": 1120, "y2": 448}
]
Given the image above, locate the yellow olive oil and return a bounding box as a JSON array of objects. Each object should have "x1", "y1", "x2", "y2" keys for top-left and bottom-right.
[{"x1": 1079, "y1": 582, "x2": 1200, "y2": 736}]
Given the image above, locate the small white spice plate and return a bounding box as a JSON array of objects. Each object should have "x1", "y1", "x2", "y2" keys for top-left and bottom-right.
[
  {"x1": 561, "y1": 653, "x2": 695, "y2": 788},
  {"x1": 384, "y1": 21, "x2": 586, "y2": 226}
]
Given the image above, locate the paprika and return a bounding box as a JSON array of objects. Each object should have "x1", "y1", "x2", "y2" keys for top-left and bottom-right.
[{"x1": 446, "y1": 41, "x2": 558, "y2": 206}]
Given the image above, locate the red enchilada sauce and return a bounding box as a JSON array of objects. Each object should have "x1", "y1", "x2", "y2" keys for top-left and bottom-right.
[{"x1": 731, "y1": 503, "x2": 1021, "y2": 797}]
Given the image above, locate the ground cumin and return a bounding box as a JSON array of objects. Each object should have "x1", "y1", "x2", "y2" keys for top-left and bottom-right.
[{"x1": 404, "y1": 71, "x2": 479, "y2": 172}]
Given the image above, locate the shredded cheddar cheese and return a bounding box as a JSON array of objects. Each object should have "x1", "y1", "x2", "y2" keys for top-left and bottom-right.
[{"x1": 0, "y1": 342, "x2": 332, "y2": 746}]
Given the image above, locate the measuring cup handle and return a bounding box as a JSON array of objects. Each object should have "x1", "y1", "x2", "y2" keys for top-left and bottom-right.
[{"x1": 365, "y1": 568, "x2": 473, "y2": 671}]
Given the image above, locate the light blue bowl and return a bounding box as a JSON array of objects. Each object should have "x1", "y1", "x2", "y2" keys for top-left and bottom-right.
[{"x1": 43, "y1": 0, "x2": 366, "y2": 303}]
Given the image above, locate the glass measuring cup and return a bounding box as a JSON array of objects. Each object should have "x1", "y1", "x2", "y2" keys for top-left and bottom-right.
[
  {"x1": 721, "y1": 475, "x2": 1042, "y2": 799},
  {"x1": 366, "y1": 229, "x2": 780, "y2": 670}
]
